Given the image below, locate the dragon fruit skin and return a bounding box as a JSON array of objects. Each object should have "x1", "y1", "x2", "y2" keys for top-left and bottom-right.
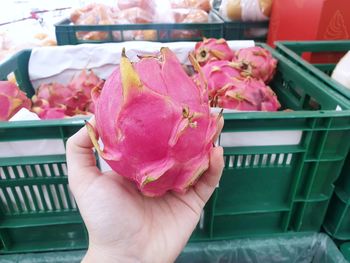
[
  {"x1": 213, "y1": 77, "x2": 281, "y2": 111},
  {"x1": 193, "y1": 60, "x2": 243, "y2": 100},
  {"x1": 0, "y1": 81, "x2": 31, "y2": 121},
  {"x1": 89, "y1": 48, "x2": 217, "y2": 197},
  {"x1": 233, "y1": 46, "x2": 277, "y2": 83},
  {"x1": 193, "y1": 38, "x2": 234, "y2": 66}
]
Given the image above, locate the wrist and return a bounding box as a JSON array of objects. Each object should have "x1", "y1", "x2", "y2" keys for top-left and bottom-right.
[{"x1": 82, "y1": 245, "x2": 142, "y2": 263}]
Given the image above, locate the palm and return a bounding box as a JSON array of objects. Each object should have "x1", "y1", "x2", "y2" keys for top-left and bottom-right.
[{"x1": 66, "y1": 119, "x2": 223, "y2": 263}]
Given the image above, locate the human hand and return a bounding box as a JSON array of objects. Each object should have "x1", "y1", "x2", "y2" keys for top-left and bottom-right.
[{"x1": 66, "y1": 117, "x2": 224, "y2": 263}]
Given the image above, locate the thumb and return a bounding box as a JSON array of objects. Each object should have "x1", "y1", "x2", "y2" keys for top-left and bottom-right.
[{"x1": 66, "y1": 119, "x2": 101, "y2": 193}]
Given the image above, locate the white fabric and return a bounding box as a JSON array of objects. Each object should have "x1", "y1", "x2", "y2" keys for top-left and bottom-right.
[
  {"x1": 218, "y1": 0, "x2": 229, "y2": 20},
  {"x1": 28, "y1": 40, "x2": 255, "y2": 88},
  {"x1": 332, "y1": 51, "x2": 350, "y2": 89}
]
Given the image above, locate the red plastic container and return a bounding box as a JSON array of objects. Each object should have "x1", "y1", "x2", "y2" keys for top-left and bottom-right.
[{"x1": 267, "y1": 0, "x2": 349, "y2": 62}]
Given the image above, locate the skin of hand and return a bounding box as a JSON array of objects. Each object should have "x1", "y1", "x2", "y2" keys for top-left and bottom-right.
[{"x1": 66, "y1": 117, "x2": 224, "y2": 263}]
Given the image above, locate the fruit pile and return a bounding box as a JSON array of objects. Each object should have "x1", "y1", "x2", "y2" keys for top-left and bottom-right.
[
  {"x1": 0, "y1": 70, "x2": 104, "y2": 121},
  {"x1": 192, "y1": 38, "x2": 280, "y2": 111},
  {"x1": 31, "y1": 70, "x2": 104, "y2": 119},
  {"x1": 0, "y1": 38, "x2": 280, "y2": 122},
  {"x1": 70, "y1": 0, "x2": 211, "y2": 41}
]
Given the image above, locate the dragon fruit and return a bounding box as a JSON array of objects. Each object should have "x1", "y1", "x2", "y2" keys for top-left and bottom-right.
[
  {"x1": 193, "y1": 38, "x2": 234, "y2": 66},
  {"x1": 31, "y1": 71, "x2": 104, "y2": 119},
  {"x1": 232, "y1": 46, "x2": 277, "y2": 83},
  {"x1": 0, "y1": 81, "x2": 31, "y2": 121},
  {"x1": 32, "y1": 83, "x2": 71, "y2": 106},
  {"x1": 212, "y1": 77, "x2": 281, "y2": 111},
  {"x1": 31, "y1": 83, "x2": 73, "y2": 119},
  {"x1": 32, "y1": 100, "x2": 68, "y2": 119},
  {"x1": 68, "y1": 69, "x2": 104, "y2": 100},
  {"x1": 88, "y1": 48, "x2": 217, "y2": 196},
  {"x1": 193, "y1": 60, "x2": 243, "y2": 100},
  {"x1": 66, "y1": 70, "x2": 104, "y2": 115}
]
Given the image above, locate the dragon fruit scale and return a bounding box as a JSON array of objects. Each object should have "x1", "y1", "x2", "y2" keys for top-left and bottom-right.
[
  {"x1": 232, "y1": 46, "x2": 277, "y2": 83},
  {"x1": 193, "y1": 38, "x2": 234, "y2": 66},
  {"x1": 0, "y1": 81, "x2": 31, "y2": 121},
  {"x1": 213, "y1": 77, "x2": 281, "y2": 111},
  {"x1": 88, "y1": 48, "x2": 218, "y2": 197}
]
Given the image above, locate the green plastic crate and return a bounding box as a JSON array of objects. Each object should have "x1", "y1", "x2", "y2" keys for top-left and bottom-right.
[
  {"x1": 324, "y1": 152, "x2": 350, "y2": 241},
  {"x1": 212, "y1": 10, "x2": 269, "y2": 42},
  {"x1": 275, "y1": 40, "x2": 350, "y2": 242},
  {"x1": 341, "y1": 242, "x2": 350, "y2": 262},
  {"x1": 275, "y1": 41, "x2": 350, "y2": 100},
  {"x1": 190, "y1": 44, "x2": 350, "y2": 242},
  {"x1": 1, "y1": 43, "x2": 350, "y2": 254},
  {"x1": 55, "y1": 12, "x2": 224, "y2": 45},
  {"x1": 0, "y1": 50, "x2": 90, "y2": 253},
  {"x1": 0, "y1": 233, "x2": 347, "y2": 262}
]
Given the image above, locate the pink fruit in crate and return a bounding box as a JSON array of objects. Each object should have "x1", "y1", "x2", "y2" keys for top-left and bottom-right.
[
  {"x1": 32, "y1": 83, "x2": 72, "y2": 106},
  {"x1": 88, "y1": 48, "x2": 217, "y2": 196},
  {"x1": 68, "y1": 70, "x2": 104, "y2": 114},
  {"x1": 31, "y1": 71, "x2": 104, "y2": 119},
  {"x1": 233, "y1": 46, "x2": 277, "y2": 83},
  {"x1": 193, "y1": 60, "x2": 243, "y2": 100},
  {"x1": 0, "y1": 81, "x2": 31, "y2": 121},
  {"x1": 85, "y1": 101, "x2": 94, "y2": 113},
  {"x1": 193, "y1": 38, "x2": 234, "y2": 66},
  {"x1": 32, "y1": 101, "x2": 68, "y2": 120},
  {"x1": 68, "y1": 70, "x2": 105, "y2": 101},
  {"x1": 213, "y1": 77, "x2": 281, "y2": 111}
]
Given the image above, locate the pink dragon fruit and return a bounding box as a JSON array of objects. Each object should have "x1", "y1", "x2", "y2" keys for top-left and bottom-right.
[
  {"x1": 66, "y1": 70, "x2": 104, "y2": 115},
  {"x1": 232, "y1": 46, "x2": 277, "y2": 83},
  {"x1": 32, "y1": 83, "x2": 71, "y2": 107},
  {"x1": 213, "y1": 77, "x2": 281, "y2": 111},
  {"x1": 193, "y1": 60, "x2": 243, "y2": 100},
  {"x1": 32, "y1": 100, "x2": 68, "y2": 119},
  {"x1": 68, "y1": 69, "x2": 104, "y2": 100},
  {"x1": 31, "y1": 70, "x2": 104, "y2": 119},
  {"x1": 193, "y1": 38, "x2": 234, "y2": 66},
  {"x1": 31, "y1": 83, "x2": 73, "y2": 119},
  {"x1": 0, "y1": 81, "x2": 31, "y2": 121},
  {"x1": 88, "y1": 48, "x2": 218, "y2": 196}
]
